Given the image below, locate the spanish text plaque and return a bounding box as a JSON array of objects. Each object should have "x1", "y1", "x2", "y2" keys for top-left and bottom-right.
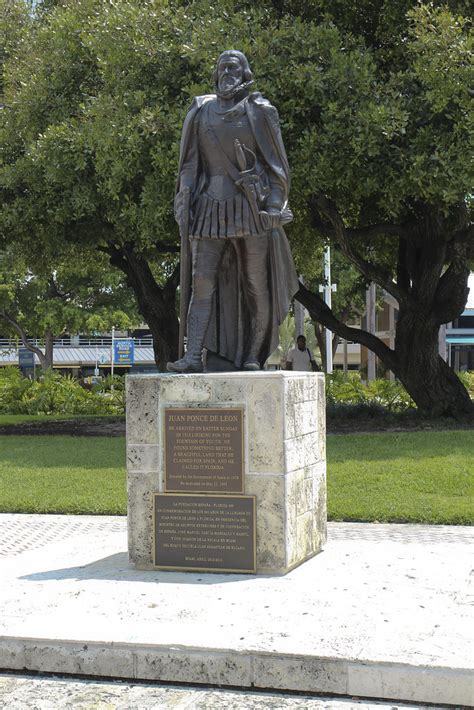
[
  {"x1": 153, "y1": 493, "x2": 256, "y2": 573},
  {"x1": 164, "y1": 407, "x2": 244, "y2": 493}
]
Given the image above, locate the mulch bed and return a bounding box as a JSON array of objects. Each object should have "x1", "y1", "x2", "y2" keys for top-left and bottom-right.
[
  {"x1": 0, "y1": 418, "x2": 126, "y2": 437},
  {"x1": 1, "y1": 416, "x2": 471, "y2": 436},
  {"x1": 327, "y1": 414, "x2": 473, "y2": 434}
]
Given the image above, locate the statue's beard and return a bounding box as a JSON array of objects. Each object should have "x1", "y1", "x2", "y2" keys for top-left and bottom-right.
[{"x1": 216, "y1": 79, "x2": 254, "y2": 100}]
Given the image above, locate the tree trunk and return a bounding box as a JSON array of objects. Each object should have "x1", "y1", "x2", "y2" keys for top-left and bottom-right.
[
  {"x1": 393, "y1": 306, "x2": 473, "y2": 418},
  {"x1": 0, "y1": 310, "x2": 48, "y2": 369},
  {"x1": 301, "y1": 199, "x2": 473, "y2": 418},
  {"x1": 296, "y1": 282, "x2": 473, "y2": 419},
  {"x1": 44, "y1": 329, "x2": 54, "y2": 370},
  {"x1": 105, "y1": 245, "x2": 179, "y2": 370},
  {"x1": 313, "y1": 323, "x2": 326, "y2": 371}
]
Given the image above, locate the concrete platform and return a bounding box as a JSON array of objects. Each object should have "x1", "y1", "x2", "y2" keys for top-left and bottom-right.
[{"x1": 0, "y1": 515, "x2": 472, "y2": 706}]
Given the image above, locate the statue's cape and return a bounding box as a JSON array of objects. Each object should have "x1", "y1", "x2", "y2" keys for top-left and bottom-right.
[{"x1": 177, "y1": 93, "x2": 298, "y2": 368}]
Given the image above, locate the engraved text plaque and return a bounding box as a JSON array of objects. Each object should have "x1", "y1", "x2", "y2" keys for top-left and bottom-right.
[
  {"x1": 153, "y1": 493, "x2": 256, "y2": 572},
  {"x1": 164, "y1": 408, "x2": 244, "y2": 493}
]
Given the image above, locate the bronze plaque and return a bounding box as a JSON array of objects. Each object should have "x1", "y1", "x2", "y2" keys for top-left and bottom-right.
[
  {"x1": 153, "y1": 493, "x2": 256, "y2": 573},
  {"x1": 164, "y1": 408, "x2": 244, "y2": 493}
]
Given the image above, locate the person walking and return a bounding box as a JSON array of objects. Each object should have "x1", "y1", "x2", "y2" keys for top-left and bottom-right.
[{"x1": 286, "y1": 335, "x2": 318, "y2": 372}]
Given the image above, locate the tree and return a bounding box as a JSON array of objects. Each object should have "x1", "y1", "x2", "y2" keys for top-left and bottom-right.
[
  {"x1": 0, "y1": 244, "x2": 140, "y2": 368},
  {"x1": 249, "y1": 3, "x2": 473, "y2": 416},
  {"x1": 1, "y1": 0, "x2": 184, "y2": 368},
  {"x1": 1, "y1": 0, "x2": 473, "y2": 415}
]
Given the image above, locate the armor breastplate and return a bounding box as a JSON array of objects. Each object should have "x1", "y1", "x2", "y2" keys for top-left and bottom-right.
[
  {"x1": 198, "y1": 99, "x2": 257, "y2": 200},
  {"x1": 189, "y1": 97, "x2": 262, "y2": 239}
]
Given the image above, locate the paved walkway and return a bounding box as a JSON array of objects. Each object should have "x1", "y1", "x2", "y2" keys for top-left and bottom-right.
[
  {"x1": 0, "y1": 673, "x2": 450, "y2": 709},
  {"x1": 0, "y1": 515, "x2": 472, "y2": 706},
  {"x1": 2, "y1": 514, "x2": 473, "y2": 558}
]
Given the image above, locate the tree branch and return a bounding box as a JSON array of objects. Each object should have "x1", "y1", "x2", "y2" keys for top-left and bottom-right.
[
  {"x1": 153, "y1": 242, "x2": 180, "y2": 255},
  {"x1": 433, "y1": 245, "x2": 471, "y2": 325},
  {"x1": 313, "y1": 194, "x2": 412, "y2": 308},
  {"x1": 0, "y1": 310, "x2": 46, "y2": 367},
  {"x1": 47, "y1": 275, "x2": 72, "y2": 301},
  {"x1": 295, "y1": 282, "x2": 399, "y2": 372},
  {"x1": 346, "y1": 223, "x2": 408, "y2": 239},
  {"x1": 452, "y1": 223, "x2": 474, "y2": 253},
  {"x1": 164, "y1": 262, "x2": 180, "y2": 296}
]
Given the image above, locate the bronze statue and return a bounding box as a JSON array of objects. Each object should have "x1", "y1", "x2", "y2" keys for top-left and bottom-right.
[{"x1": 167, "y1": 50, "x2": 298, "y2": 373}]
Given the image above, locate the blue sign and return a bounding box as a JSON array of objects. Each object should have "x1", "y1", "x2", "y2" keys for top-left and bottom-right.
[
  {"x1": 18, "y1": 347, "x2": 35, "y2": 368},
  {"x1": 114, "y1": 339, "x2": 135, "y2": 365}
]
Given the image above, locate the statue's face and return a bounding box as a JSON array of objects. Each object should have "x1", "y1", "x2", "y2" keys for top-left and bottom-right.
[{"x1": 217, "y1": 56, "x2": 244, "y2": 95}]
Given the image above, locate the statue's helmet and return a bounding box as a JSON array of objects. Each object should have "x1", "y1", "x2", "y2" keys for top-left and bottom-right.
[{"x1": 212, "y1": 50, "x2": 253, "y2": 87}]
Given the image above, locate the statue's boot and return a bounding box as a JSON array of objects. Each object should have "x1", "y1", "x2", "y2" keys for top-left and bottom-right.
[
  {"x1": 167, "y1": 353, "x2": 203, "y2": 373},
  {"x1": 243, "y1": 314, "x2": 267, "y2": 371},
  {"x1": 166, "y1": 300, "x2": 211, "y2": 373}
]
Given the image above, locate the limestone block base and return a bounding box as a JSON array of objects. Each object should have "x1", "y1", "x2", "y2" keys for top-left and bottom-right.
[{"x1": 126, "y1": 371, "x2": 327, "y2": 574}]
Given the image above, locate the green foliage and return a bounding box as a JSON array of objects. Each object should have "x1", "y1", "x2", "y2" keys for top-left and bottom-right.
[
  {"x1": 0, "y1": 366, "x2": 32, "y2": 410},
  {"x1": 91, "y1": 373, "x2": 126, "y2": 394},
  {"x1": 0, "y1": 0, "x2": 31, "y2": 95},
  {"x1": 3, "y1": 0, "x2": 470, "y2": 272},
  {"x1": 1, "y1": 0, "x2": 472, "y2": 411},
  {"x1": 326, "y1": 371, "x2": 415, "y2": 412},
  {"x1": 0, "y1": 239, "x2": 140, "y2": 345},
  {"x1": 2, "y1": 0, "x2": 472, "y2": 257},
  {"x1": 457, "y1": 371, "x2": 474, "y2": 398},
  {"x1": 0, "y1": 367, "x2": 125, "y2": 415}
]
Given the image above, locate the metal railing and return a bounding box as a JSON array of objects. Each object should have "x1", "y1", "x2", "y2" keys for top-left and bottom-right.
[{"x1": 0, "y1": 336, "x2": 154, "y2": 349}]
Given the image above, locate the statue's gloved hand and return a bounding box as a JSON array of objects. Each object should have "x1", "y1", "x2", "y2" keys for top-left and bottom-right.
[{"x1": 259, "y1": 208, "x2": 281, "y2": 231}]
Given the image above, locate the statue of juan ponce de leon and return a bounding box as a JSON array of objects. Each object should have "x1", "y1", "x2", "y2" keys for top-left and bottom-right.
[{"x1": 167, "y1": 50, "x2": 299, "y2": 373}]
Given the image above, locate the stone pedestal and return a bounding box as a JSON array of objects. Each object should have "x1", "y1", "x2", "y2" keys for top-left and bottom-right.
[{"x1": 126, "y1": 371, "x2": 326, "y2": 575}]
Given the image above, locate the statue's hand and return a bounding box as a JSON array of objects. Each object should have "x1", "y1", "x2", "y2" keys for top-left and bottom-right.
[{"x1": 259, "y1": 208, "x2": 281, "y2": 231}]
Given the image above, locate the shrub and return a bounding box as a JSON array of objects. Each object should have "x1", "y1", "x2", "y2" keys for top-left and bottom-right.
[
  {"x1": 0, "y1": 368, "x2": 124, "y2": 415},
  {"x1": 326, "y1": 371, "x2": 415, "y2": 412},
  {"x1": 457, "y1": 371, "x2": 474, "y2": 398},
  {"x1": 0, "y1": 368, "x2": 33, "y2": 413}
]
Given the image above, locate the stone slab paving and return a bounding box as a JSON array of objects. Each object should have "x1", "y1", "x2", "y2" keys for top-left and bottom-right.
[
  {"x1": 0, "y1": 515, "x2": 472, "y2": 706},
  {"x1": 0, "y1": 673, "x2": 452, "y2": 709},
  {"x1": 2, "y1": 514, "x2": 472, "y2": 557},
  {"x1": 0, "y1": 515, "x2": 124, "y2": 558}
]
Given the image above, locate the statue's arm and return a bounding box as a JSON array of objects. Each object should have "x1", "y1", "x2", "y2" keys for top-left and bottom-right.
[
  {"x1": 176, "y1": 114, "x2": 199, "y2": 193},
  {"x1": 174, "y1": 112, "x2": 199, "y2": 230},
  {"x1": 254, "y1": 100, "x2": 292, "y2": 229}
]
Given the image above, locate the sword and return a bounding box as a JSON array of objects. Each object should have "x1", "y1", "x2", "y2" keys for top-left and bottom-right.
[
  {"x1": 176, "y1": 186, "x2": 191, "y2": 358},
  {"x1": 234, "y1": 140, "x2": 293, "y2": 232},
  {"x1": 234, "y1": 140, "x2": 265, "y2": 234}
]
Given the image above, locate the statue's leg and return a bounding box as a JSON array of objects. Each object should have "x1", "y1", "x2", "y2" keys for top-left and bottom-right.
[
  {"x1": 167, "y1": 239, "x2": 225, "y2": 373},
  {"x1": 237, "y1": 235, "x2": 270, "y2": 370}
]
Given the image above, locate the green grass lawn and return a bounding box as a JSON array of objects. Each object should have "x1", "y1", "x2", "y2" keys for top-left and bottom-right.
[
  {"x1": 0, "y1": 430, "x2": 472, "y2": 522},
  {"x1": 327, "y1": 430, "x2": 473, "y2": 524},
  {"x1": 0, "y1": 436, "x2": 126, "y2": 514}
]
